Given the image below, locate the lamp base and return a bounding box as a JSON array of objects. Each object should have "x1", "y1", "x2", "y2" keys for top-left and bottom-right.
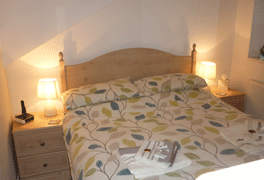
[{"x1": 44, "y1": 99, "x2": 57, "y2": 117}]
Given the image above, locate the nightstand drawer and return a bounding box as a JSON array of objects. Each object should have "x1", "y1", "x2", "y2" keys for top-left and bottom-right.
[
  {"x1": 23, "y1": 170, "x2": 71, "y2": 180},
  {"x1": 14, "y1": 130, "x2": 66, "y2": 157},
  {"x1": 18, "y1": 151, "x2": 70, "y2": 178},
  {"x1": 222, "y1": 95, "x2": 245, "y2": 112}
]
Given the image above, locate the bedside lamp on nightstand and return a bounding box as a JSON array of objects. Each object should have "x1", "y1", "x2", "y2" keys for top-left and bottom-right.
[
  {"x1": 37, "y1": 78, "x2": 60, "y2": 117},
  {"x1": 198, "y1": 61, "x2": 216, "y2": 86}
]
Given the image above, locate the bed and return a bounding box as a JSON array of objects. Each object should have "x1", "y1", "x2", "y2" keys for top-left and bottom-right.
[{"x1": 59, "y1": 44, "x2": 263, "y2": 180}]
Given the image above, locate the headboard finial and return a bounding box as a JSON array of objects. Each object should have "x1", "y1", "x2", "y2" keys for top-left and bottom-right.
[
  {"x1": 192, "y1": 43, "x2": 196, "y2": 51},
  {"x1": 59, "y1": 52, "x2": 63, "y2": 60},
  {"x1": 191, "y1": 43, "x2": 197, "y2": 75},
  {"x1": 59, "y1": 51, "x2": 66, "y2": 94}
]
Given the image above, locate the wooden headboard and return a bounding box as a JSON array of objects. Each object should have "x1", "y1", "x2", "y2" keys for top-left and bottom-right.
[{"x1": 59, "y1": 44, "x2": 197, "y2": 92}]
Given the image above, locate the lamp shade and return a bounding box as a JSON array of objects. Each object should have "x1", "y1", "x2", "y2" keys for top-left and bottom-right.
[
  {"x1": 37, "y1": 78, "x2": 60, "y2": 99},
  {"x1": 198, "y1": 62, "x2": 216, "y2": 80}
]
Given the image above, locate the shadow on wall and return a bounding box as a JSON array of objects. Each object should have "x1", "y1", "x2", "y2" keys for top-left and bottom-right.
[
  {"x1": 63, "y1": 31, "x2": 77, "y2": 63},
  {"x1": 214, "y1": 32, "x2": 236, "y2": 80},
  {"x1": 195, "y1": 0, "x2": 238, "y2": 86},
  {"x1": 62, "y1": 16, "x2": 192, "y2": 67},
  {"x1": 60, "y1": 0, "x2": 142, "y2": 65},
  {"x1": 166, "y1": 15, "x2": 190, "y2": 56}
]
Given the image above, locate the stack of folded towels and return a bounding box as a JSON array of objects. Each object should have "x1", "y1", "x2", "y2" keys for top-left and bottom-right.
[
  {"x1": 220, "y1": 120, "x2": 264, "y2": 154},
  {"x1": 118, "y1": 140, "x2": 192, "y2": 179}
]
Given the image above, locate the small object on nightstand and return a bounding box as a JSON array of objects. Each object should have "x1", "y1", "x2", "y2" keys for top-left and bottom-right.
[
  {"x1": 217, "y1": 74, "x2": 228, "y2": 96},
  {"x1": 21, "y1": 100, "x2": 27, "y2": 119},
  {"x1": 48, "y1": 119, "x2": 61, "y2": 125},
  {"x1": 15, "y1": 114, "x2": 34, "y2": 125},
  {"x1": 14, "y1": 100, "x2": 34, "y2": 124}
]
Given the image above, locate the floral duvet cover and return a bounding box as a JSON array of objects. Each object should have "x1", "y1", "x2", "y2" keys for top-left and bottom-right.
[{"x1": 62, "y1": 87, "x2": 262, "y2": 180}]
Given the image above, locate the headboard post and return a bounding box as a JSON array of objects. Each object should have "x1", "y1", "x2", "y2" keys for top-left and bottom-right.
[
  {"x1": 191, "y1": 43, "x2": 197, "y2": 75},
  {"x1": 59, "y1": 52, "x2": 67, "y2": 93}
]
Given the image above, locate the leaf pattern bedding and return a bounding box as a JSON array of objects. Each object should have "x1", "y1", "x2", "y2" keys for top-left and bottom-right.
[{"x1": 62, "y1": 87, "x2": 262, "y2": 180}]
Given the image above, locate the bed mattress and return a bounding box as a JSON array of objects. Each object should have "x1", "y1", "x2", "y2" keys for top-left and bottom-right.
[{"x1": 62, "y1": 87, "x2": 262, "y2": 180}]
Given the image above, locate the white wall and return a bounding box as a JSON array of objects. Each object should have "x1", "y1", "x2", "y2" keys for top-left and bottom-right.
[
  {"x1": 0, "y1": 46, "x2": 15, "y2": 180},
  {"x1": 2, "y1": 0, "x2": 243, "y2": 115},
  {"x1": 229, "y1": 0, "x2": 264, "y2": 95}
]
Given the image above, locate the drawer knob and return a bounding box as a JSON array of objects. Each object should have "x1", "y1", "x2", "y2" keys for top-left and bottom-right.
[
  {"x1": 43, "y1": 163, "x2": 48, "y2": 167},
  {"x1": 40, "y1": 142, "x2": 45, "y2": 146}
]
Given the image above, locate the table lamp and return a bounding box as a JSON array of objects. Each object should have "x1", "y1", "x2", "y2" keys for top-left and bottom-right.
[
  {"x1": 37, "y1": 78, "x2": 60, "y2": 117},
  {"x1": 198, "y1": 61, "x2": 216, "y2": 86}
]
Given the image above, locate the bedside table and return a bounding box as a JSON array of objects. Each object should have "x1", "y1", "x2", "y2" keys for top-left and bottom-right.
[
  {"x1": 210, "y1": 87, "x2": 246, "y2": 112},
  {"x1": 12, "y1": 110, "x2": 71, "y2": 180}
]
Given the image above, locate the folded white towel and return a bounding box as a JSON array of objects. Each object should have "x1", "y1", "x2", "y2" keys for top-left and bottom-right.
[
  {"x1": 119, "y1": 149, "x2": 192, "y2": 179},
  {"x1": 220, "y1": 123, "x2": 264, "y2": 154}
]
